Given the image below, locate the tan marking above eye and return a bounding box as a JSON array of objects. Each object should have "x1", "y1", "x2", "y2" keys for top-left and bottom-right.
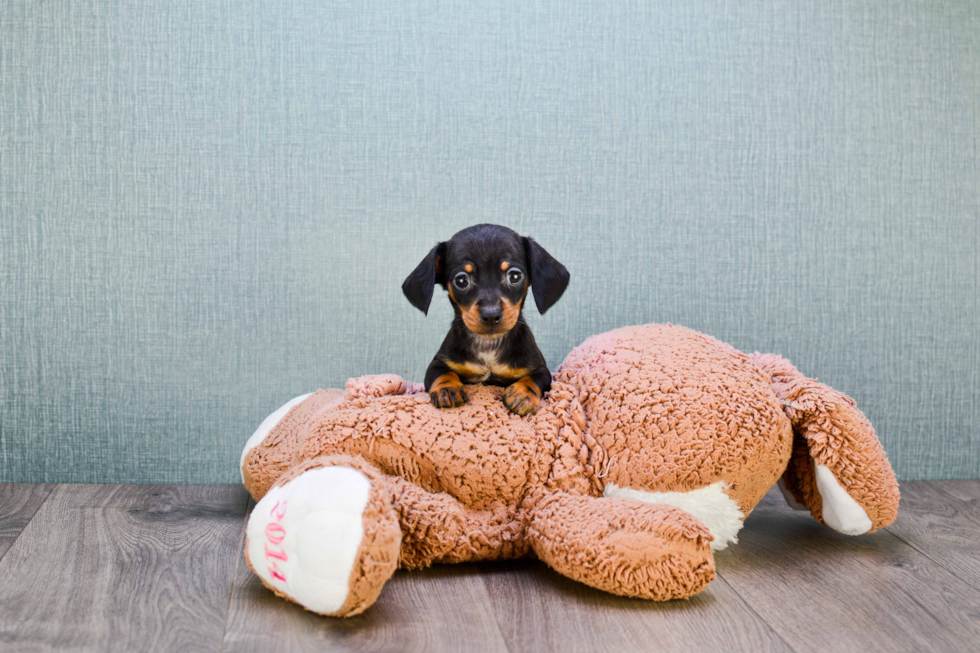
[
  {"x1": 464, "y1": 263, "x2": 474, "y2": 273},
  {"x1": 500, "y1": 261, "x2": 510, "y2": 271}
]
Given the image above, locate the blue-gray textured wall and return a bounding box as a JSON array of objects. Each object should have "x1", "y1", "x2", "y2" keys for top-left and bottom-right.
[{"x1": 1, "y1": 0, "x2": 977, "y2": 483}]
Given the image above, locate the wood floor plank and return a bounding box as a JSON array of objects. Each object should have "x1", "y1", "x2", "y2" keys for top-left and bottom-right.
[
  {"x1": 221, "y1": 501, "x2": 509, "y2": 653},
  {"x1": 4, "y1": 481, "x2": 974, "y2": 652},
  {"x1": 0, "y1": 484, "x2": 54, "y2": 562},
  {"x1": 715, "y1": 487, "x2": 980, "y2": 653},
  {"x1": 930, "y1": 479, "x2": 980, "y2": 506},
  {"x1": 483, "y1": 558, "x2": 790, "y2": 653},
  {"x1": 0, "y1": 484, "x2": 249, "y2": 653},
  {"x1": 884, "y1": 481, "x2": 980, "y2": 593}
]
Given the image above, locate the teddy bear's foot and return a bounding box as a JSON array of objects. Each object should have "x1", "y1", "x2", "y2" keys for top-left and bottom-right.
[
  {"x1": 526, "y1": 491, "x2": 716, "y2": 601},
  {"x1": 751, "y1": 353, "x2": 900, "y2": 534},
  {"x1": 780, "y1": 454, "x2": 880, "y2": 535},
  {"x1": 245, "y1": 455, "x2": 401, "y2": 617}
]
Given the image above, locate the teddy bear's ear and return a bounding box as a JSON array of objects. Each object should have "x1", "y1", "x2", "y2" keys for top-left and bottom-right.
[
  {"x1": 523, "y1": 237, "x2": 570, "y2": 314},
  {"x1": 402, "y1": 242, "x2": 447, "y2": 315}
]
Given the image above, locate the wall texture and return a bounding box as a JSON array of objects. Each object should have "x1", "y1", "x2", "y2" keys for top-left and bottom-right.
[{"x1": 1, "y1": 0, "x2": 977, "y2": 483}]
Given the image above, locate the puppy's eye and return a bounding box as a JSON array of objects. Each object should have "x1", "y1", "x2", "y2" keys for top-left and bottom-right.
[
  {"x1": 507, "y1": 269, "x2": 524, "y2": 285},
  {"x1": 453, "y1": 273, "x2": 470, "y2": 290}
]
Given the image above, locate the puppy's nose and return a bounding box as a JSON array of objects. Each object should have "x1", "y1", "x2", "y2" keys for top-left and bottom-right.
[{"x1": 479, "y1": 305, "x2": 503, "y2": 326}]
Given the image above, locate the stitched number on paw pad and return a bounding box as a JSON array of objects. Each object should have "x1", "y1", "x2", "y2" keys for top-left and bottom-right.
[{"x1": 265, "y1": 500, "x2": 288, "y2": 582}]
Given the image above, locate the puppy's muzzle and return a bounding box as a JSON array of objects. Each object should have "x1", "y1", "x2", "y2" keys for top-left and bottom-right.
[{"x1": 479, "y1": 305, "x2": 503, "y2": 326}]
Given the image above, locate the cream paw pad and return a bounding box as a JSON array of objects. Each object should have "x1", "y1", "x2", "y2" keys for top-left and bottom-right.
[{"x1": 244, "y1": 456, "x2": 401, "y2": 617}]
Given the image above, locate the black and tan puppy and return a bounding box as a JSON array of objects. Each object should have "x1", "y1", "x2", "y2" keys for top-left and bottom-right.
[{"x1": 402, "y1": 224, "x2": 570, "y2": 416}]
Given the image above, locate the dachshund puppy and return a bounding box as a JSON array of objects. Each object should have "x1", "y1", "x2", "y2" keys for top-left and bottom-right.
[{"x1": 402, "y1": 224, "x2": 570, "y2": 416}]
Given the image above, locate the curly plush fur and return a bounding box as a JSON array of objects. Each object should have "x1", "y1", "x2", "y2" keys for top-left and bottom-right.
[{"x1": 241, "y1": 324, "x2": 899, "y2": 616}]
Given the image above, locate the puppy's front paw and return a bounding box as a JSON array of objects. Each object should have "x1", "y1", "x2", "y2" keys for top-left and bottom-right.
[
  {"x1": 429, "y1": 372, "x2": 469, "y2": 409},
  {"x1": 502, "y1": 377, "x2": 541, "y2": 416}
]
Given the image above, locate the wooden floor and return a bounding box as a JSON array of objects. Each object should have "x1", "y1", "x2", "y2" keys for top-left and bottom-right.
[{"x1": 0, "y1": 482, "x2": 978, "y2": 652}]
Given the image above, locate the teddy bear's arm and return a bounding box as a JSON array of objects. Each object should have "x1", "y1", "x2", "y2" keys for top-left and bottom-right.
[
  {"x1": 385, "y1": 476, "x2": 528, "y2": 568},
  {"x1": 524, "y1": 490, "x2": 715, "y2": 601},
  {"x1": 344, "y1": 374, "x2": 424, "y2": 404}
]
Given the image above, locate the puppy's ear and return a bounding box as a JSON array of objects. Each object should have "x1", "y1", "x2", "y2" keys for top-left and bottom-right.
[
  {"x1": 523, "y1": 237, "x2": 570, "y2": 314},
  {"x1": 402, "y1": 242, "x2": 447, "y2": 314}
]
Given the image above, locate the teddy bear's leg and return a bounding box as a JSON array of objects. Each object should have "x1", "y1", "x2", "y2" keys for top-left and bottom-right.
[
  {"x1": 244, "y1": 455, "x2": 401, "y2": 617},
  {"x1": 750, "y1": 353, "x2": 900, "y2": 535},
  {"x1": 525, "y1": 491, "x2": 716, "y2": 600},
  {"x1": 385, "y1": 477, "x2": 528, "y2": 568},
  {"x1": 241, "y1": 389, "x2": 345, "y2": 500},
  {"x1": 242, "y1": 375, "x2": 422, "y2": 501}
]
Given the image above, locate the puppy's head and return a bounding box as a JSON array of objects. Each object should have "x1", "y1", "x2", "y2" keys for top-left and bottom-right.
[{"x1": 402, "y1": 224, "x2": 570, "y2": 338}]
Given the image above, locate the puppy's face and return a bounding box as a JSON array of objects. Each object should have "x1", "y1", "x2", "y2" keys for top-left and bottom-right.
[
  {"x1": 444, "y1": 232, "x2": 528, "y2": 338},
  {"x1": 402, "y1": 224, "x2": 570, "y2": 337}
]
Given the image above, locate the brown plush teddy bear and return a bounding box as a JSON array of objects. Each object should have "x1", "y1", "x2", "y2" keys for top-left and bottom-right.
[{"x1": 240, "y1": 323, "x2": 899, "y2": 617}]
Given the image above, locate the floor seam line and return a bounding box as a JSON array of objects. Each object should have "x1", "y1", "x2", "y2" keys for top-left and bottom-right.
[
  {"x1": 926, "y1": 481, "x2": 980, "y2": 526},
  {"x1": 713, "y1": 570, "x2": 800, "y2": 653},
  {"x1": 480, "y1": 570, "x2": 517, "y2": 653},
  {"x1": 885, "y1": 526, "x2": 980, "y2": 595},
  {"x1": 0, "y1": 484, "x2": 57, "y2": 567},
  {"x1": 218, "y1": 493, "x2": 253, "y2": 653}
]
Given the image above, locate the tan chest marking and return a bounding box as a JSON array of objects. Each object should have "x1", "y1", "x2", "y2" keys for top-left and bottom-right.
[{"x1": 446, "y1": 357, "x2": 531, "y2": 383}]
